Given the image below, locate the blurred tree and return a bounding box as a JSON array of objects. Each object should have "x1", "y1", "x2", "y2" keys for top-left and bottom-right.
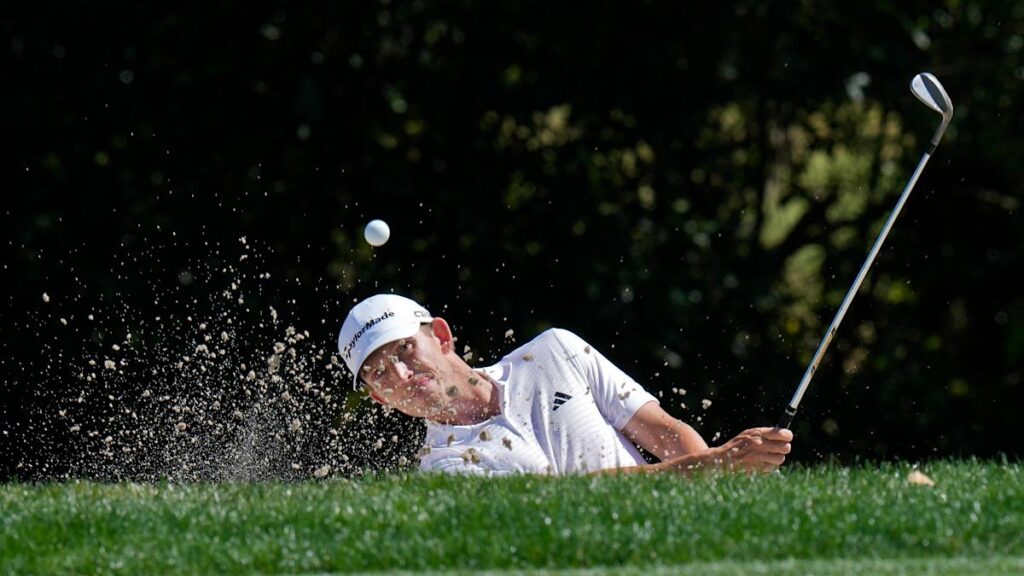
[{"x1": 3, "y1": 0, "x2": 1022, "y2": 479}]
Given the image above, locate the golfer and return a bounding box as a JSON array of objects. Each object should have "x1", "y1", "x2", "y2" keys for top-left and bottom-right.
[{"x1": 339, "y1": 293, "x2": 793, "y2": 476}]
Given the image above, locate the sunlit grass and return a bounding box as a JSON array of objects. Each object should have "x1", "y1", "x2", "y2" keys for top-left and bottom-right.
[{"x1": 2, "y1": 460, "x2": 1021, "y2": 574}]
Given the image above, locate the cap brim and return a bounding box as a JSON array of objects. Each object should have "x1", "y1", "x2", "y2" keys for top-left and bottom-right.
[{"x1": 350, "y1": 320, "x2": 425, "y2": 389}]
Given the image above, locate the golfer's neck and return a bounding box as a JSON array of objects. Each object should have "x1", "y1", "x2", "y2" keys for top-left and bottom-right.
[{"x1": 442, "y1": 371, "x2": 501, "y2": 425}]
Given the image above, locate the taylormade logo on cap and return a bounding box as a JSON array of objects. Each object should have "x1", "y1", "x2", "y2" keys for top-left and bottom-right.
[
  {"x1": 337, "y1": 294, "x2": 432, "y2": 389},
  {"x1": 341, "y1": 310, "x2": 395, "y2": 361}
]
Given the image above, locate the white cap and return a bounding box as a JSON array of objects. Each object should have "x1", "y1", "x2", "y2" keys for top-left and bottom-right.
[{"x1": 338, "y1": 294, "x2": 432, "y2": 389}]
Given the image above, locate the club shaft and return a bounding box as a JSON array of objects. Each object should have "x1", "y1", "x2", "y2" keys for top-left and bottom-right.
[{"x1": 777, "y1": 151, "x2": 933, "y2": 429}]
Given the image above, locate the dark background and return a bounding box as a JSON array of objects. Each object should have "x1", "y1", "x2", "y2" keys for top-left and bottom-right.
[{"x1": 3, "y1": 1, "x2": 1022, "y2": 479}]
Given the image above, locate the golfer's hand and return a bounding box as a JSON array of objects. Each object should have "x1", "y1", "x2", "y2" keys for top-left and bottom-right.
[{"x1": 707, "y1": 427, "x2": 793, "y2": 474}]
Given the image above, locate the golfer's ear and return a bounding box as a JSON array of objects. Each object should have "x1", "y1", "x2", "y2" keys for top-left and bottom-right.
[
  {"x1": 368, "y1": 390, "x2": 389, "y2": 406},
  {"x1": 431, "y1": 317, "x2": 454, "y2": 354}
]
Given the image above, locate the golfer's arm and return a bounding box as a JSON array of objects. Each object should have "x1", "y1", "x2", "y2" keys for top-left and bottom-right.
[
  {"x1": 619, "y1": 401, "x2": 709, "y2": 461},
  {"x1": 589, "y1": 451, "x2": 717, "y2": 476},
  {"x1": 589, "y1": 402, "x2": 716, "y2": 476}
]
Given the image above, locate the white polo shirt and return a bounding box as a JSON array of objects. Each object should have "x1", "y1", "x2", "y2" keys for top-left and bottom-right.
[{"x1": 417, "y1": 328, "x2": 658, "y2": 475}]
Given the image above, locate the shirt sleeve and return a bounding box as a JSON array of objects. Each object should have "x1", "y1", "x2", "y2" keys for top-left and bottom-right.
[{"x1": 549, "y1": 329, "x2": 659, "y2": 430}]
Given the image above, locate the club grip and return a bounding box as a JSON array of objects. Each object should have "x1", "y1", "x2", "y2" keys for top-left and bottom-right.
[{"x1": 777, "y1": 406, "x2": 797, "y2": 429}]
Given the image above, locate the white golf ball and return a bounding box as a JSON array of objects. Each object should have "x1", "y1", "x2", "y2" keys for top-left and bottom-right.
[{"x1": 363, "y1": 219, "x2": 391, "y2": 247}]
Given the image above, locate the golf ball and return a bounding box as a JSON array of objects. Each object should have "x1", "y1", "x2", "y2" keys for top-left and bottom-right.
[{"x1": 364, "y1": 219, "x2": 390, "y2": 247}]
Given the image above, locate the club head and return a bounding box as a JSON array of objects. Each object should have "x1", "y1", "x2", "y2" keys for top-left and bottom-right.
[{"x1": 910, "y1": 72, "x2": 953, "y2": 148}]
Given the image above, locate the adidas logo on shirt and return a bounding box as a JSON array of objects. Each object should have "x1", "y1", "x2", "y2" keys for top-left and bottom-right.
[{"x1": 552, "y1": 391, "x2": 572, "y2": 411}]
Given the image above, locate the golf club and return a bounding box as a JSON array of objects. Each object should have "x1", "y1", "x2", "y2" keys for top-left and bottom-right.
[{"x1": 777, "y1": 72, "x2": 954, "y2": 429}]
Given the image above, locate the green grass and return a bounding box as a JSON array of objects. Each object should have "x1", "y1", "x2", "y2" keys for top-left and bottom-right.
[{"x1": 2, "y1": 461, "x2": 1022, "y2": 575}]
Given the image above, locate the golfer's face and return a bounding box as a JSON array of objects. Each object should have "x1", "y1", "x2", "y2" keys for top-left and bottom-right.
[{"x1": 361, "y1": 327, "x2": 449, "y2": 418}]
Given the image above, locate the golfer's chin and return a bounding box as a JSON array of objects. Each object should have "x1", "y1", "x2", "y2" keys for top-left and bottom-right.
[
  {"x1": 395, "y1": 390, "x2": 450, "y2": 420},
  {"x1": 422, "y1": 395, "x2": 464, "y2": 423}
]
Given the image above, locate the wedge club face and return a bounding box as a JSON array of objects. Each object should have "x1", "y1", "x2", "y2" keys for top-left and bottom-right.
[
  {"x1": 911, "y1": 73, "x2": 952, "y2": 118},
  {"x1": 911, "y1": 73, "x2": 954, "y2": 150}
]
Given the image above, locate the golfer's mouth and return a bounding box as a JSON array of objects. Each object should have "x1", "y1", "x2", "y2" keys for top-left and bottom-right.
[{"x1": 410, "y1": 374, "x2": 434, "y2": 387}]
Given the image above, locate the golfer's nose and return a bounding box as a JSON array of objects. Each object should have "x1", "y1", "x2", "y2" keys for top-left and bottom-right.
[{"x1": 390, "y1": 359, "x2": 412, "y2": 381}]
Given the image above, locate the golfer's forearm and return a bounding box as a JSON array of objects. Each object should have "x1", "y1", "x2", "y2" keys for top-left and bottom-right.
[
  {"x1": 644, "y1": 421, "x2": 709, "y2": 461},
  {"x1": 622, "y1": 406, "x2": 710, "y2": 462},
  {"x1": 669, "y1": 421, "x2": 710, "y2": 455},
  {"x1": 591, "y1": 451, "x2": 714, "y2": 476}
]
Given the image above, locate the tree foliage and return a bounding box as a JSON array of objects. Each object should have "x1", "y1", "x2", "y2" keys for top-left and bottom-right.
[{"x1": 3, "y1": 1, "x2": 1022, "y2": 477}]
